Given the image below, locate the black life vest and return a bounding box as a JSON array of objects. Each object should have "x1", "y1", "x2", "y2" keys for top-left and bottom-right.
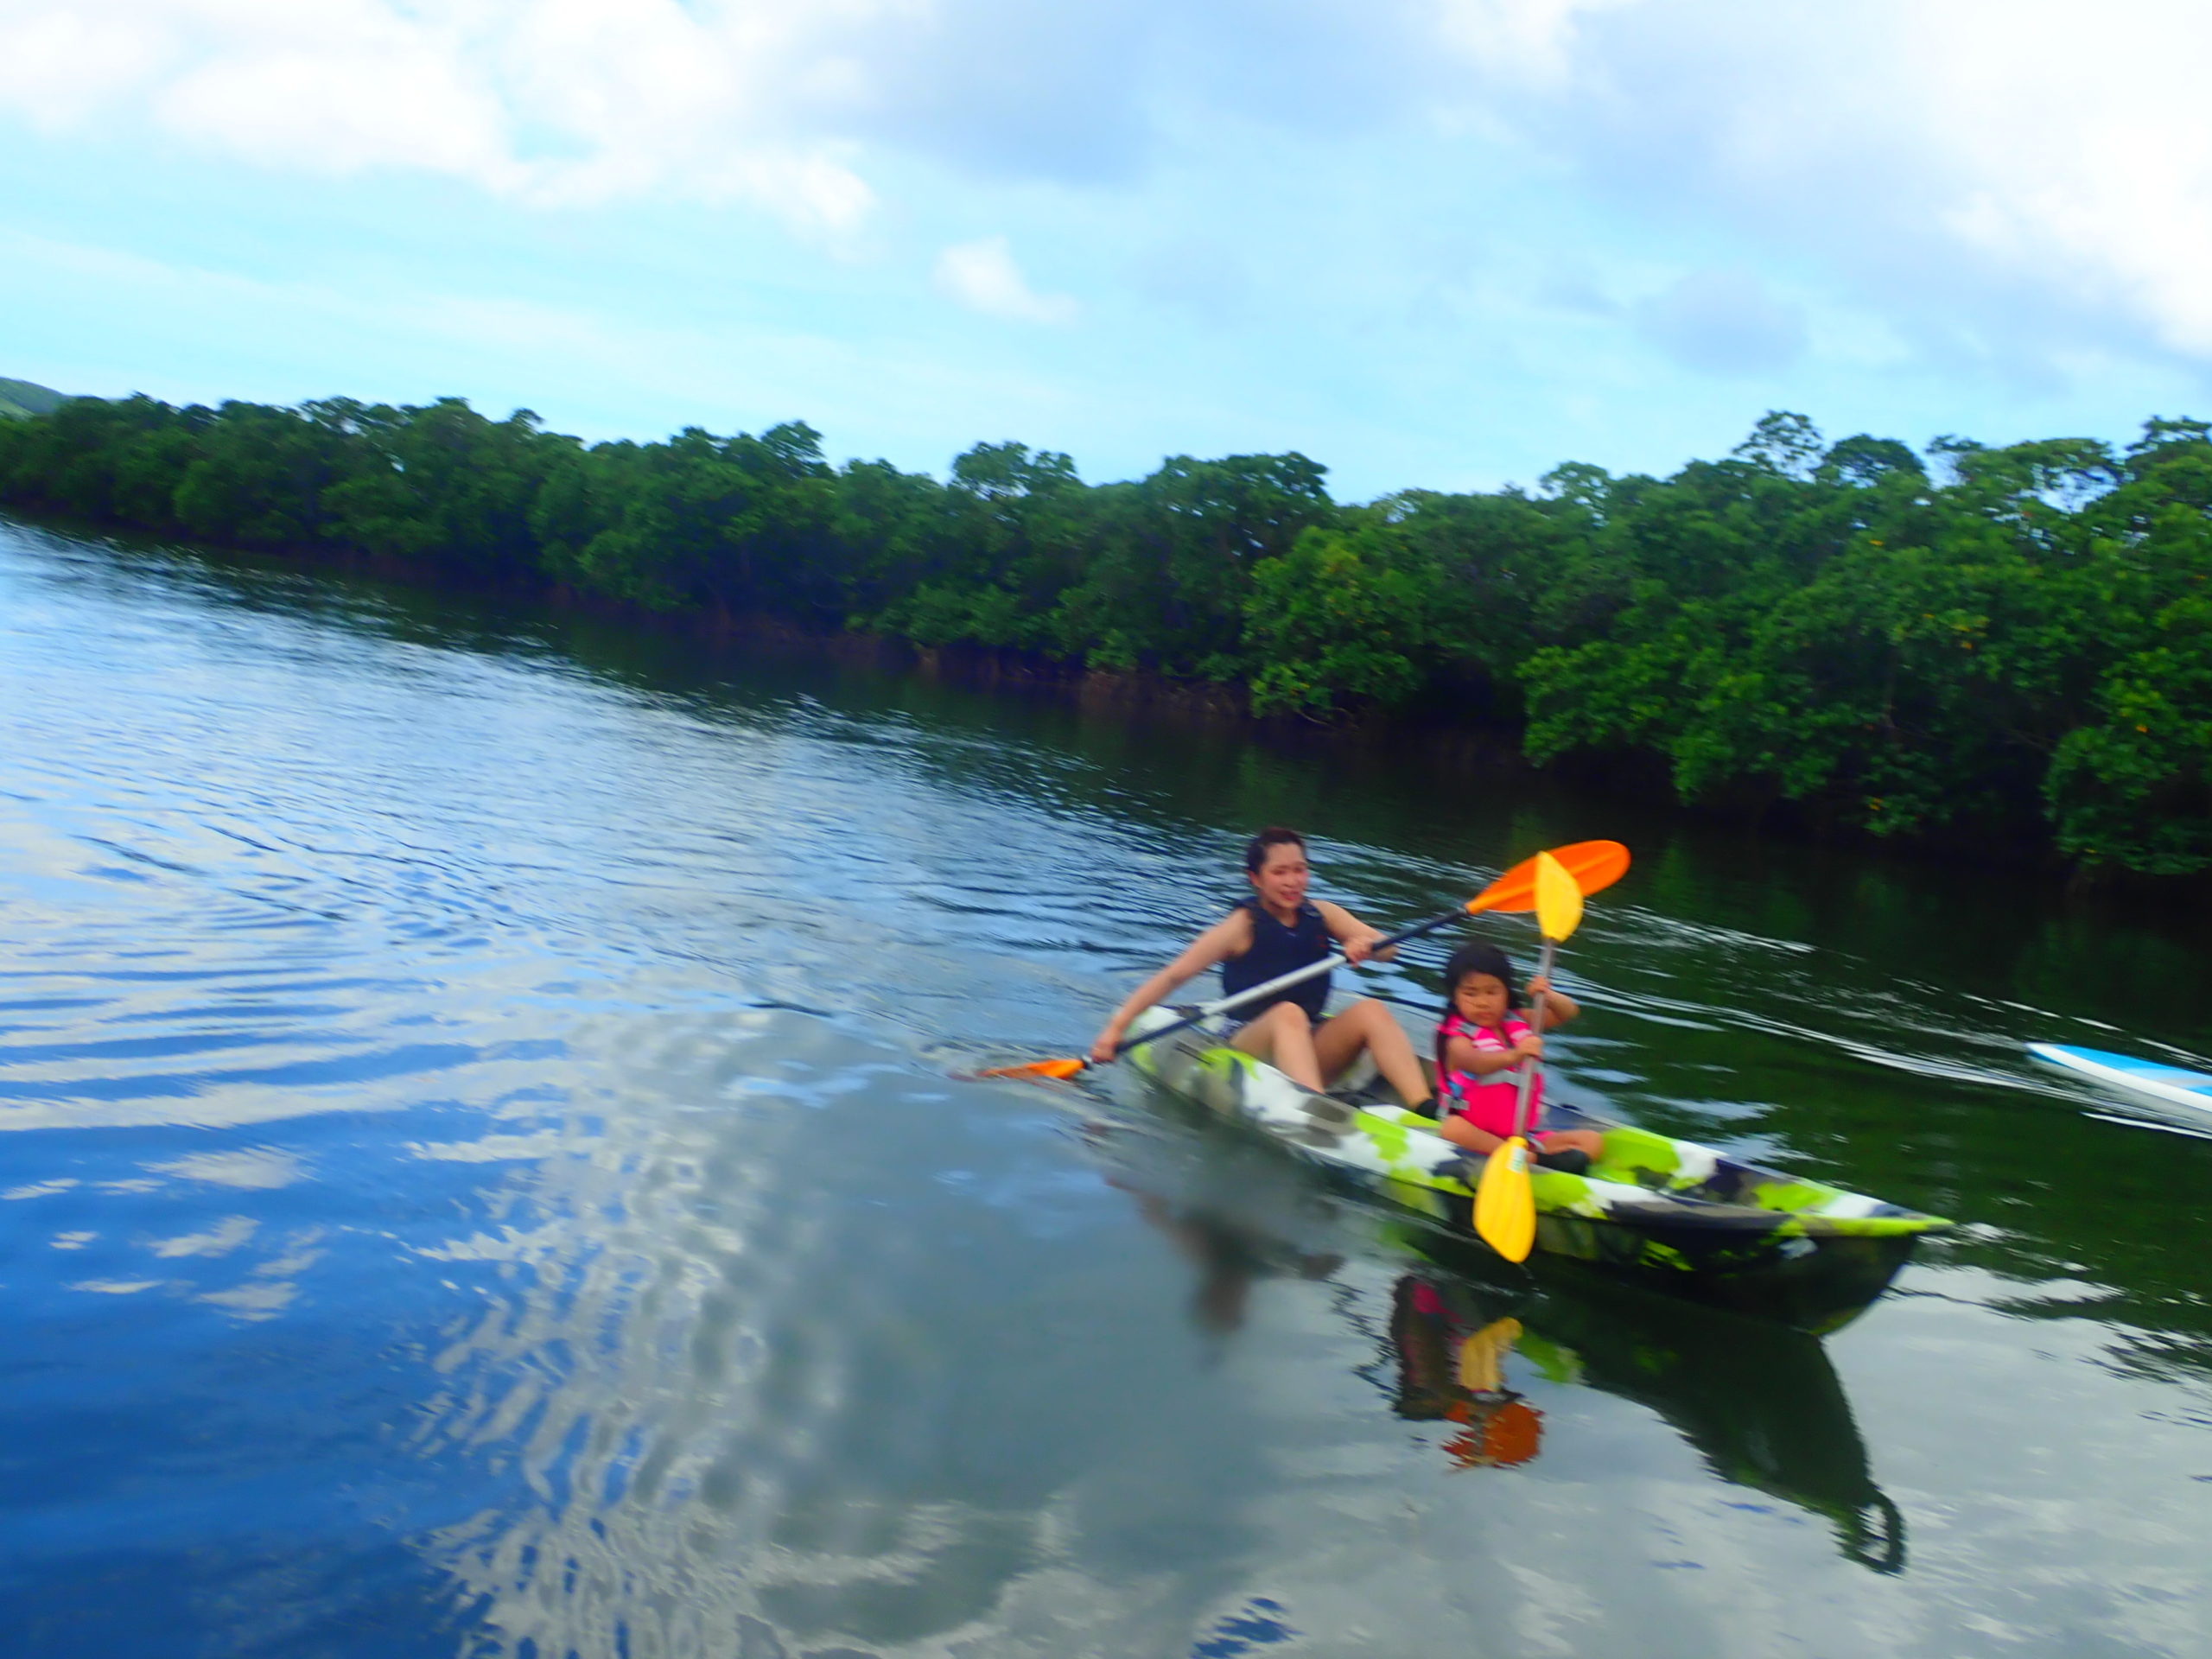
[{"x1": 1220, "y1": 897, "x2": 1331, "y2": 1021}]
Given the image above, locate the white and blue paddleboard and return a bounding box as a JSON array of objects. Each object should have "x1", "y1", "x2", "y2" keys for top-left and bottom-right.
[{"x1": 2029, "y1": 1042, "x2": 2212, "y2": 1121}]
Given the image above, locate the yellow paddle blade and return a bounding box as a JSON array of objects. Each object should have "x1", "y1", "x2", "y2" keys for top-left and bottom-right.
[
  {"x1": 1465, "y1": 840, "x2": 1630, "y2": 918},
  {"x1": 969, "y1": 1056, "x2": 1087, "y2": 1082},
  {"x1": 1535, "y1": 849, "x2": 1585, "y2": 943},
  {"x1": 1456, "y1": 1317, "x2": 1523, "y2": 1393},
  {"x1": 1472, "y1": 1135, "x2": 1535, "y2": 1262}
]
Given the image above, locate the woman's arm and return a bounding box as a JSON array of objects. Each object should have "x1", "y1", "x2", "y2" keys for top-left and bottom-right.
[
  {"x1": 1090, "y1": 911, "x2": 1251, "y2": 1063},
  {"x1": 1315, "y1": 899, "x2": 1395, "y2": 966}
]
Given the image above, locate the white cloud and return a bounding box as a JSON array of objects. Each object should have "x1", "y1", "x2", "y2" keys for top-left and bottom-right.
[
  {"x1": 1449, "y1": 0, "x2": 2212, "y2": 367},
  {"x1": 0, "y1": 0, "x2": 879, "y2": 234},
  {"x1": 1433, "y1": 0, "x2": 1632, "y2": 86},
  {"x1": 1900, "y1": 2, "x2": 2212, "y2": 356},
  {"x1": 0, "y1": 4, "x2": 170, "y2": 127},
  {"x1": 4, "y1": 0, "x2": 2212, "y2": 386},
  {"x1": 934, "y1": 236, "x2": 1077, "y2": 325},
  {"x1": 151, "y1": 25, "x2": 516, "y2": 183}
]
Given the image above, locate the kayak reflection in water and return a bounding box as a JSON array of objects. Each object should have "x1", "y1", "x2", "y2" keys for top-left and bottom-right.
[
  {"x1": 1387, "y1": 1262, "x2": 1909, "y2": 1572},
  {"x1": 1389, "y1": 1275, "x2": 1545, "y2": 1470},
  {"x1": 1090, "y1": 826, "x2": 1433, "y2": 1108},
  {"x1": 1118, "y1": 1184, "x2": 1344, "y2": 1336}
]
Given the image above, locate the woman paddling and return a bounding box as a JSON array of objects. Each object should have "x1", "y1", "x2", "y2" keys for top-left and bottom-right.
[{"x1": 1089, "y1": 826, "x2": 1433, "y2": 1109}]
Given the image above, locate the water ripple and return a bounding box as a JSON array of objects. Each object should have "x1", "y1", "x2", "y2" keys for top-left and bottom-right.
[{"x1": 3, "y1": 519, "x2": 2209, "y2": 1657}]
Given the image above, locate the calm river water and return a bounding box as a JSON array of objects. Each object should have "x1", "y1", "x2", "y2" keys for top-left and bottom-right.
[{"x1": 2, "y1": 517, "x2": 2209, "y2": 1659}]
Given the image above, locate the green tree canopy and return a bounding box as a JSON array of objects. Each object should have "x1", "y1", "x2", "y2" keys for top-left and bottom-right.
[{"x1": 4, "y1": 395, "x2": 2208, "y2": 879}]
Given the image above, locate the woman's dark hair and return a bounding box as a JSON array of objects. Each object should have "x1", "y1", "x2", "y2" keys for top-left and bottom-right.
[
  {"x1": 1243, "y1": 826, "x2": 1306, "y2": 874},
  {"x1": 1441, "y1": 942, "x2": 1519, "y2": 1008}
]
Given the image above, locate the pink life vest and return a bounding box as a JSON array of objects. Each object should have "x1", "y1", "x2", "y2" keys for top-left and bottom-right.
[{"x1": 1435, "y1": 1011, "x2": 1542, "y2": 1139}]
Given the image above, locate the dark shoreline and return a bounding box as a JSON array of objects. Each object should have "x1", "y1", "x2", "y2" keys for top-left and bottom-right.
[
  {"x1": 512, "y1": 564, "x2": 2212, "y2": 906},
  {"x1": 9, "y1": 394, "x2": 2209, "y2": 887},
  {"x1": 10, "y1": 504, "x2": 2207, "y2": 909}
]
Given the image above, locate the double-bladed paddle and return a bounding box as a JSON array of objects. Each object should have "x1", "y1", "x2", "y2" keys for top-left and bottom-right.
[
  {"x1": 967, "y1": 839, "x2": 1628, "y2": 1084},
  {"x1": 1471, "y1": 849, "x2": 1586, "y2": 1262}
]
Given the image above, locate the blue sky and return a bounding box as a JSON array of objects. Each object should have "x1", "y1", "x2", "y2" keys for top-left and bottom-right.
[{"x1": 4, "y1": 0, "x2": 2211, "y2": 499}]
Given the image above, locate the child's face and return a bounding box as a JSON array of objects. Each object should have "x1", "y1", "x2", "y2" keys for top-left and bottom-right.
[{"x1": 1452, "y1": 973, "x2": 1511, "y2": 1027}]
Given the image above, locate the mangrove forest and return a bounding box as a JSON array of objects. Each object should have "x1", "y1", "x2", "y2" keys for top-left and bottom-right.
[{"x1": 1, "y1": 392, "x2": 2206, "y2": 879}]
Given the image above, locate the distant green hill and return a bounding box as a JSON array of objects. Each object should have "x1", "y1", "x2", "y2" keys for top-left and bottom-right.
[{"x1": 0, "y1": 377, "x2": 69, "y2": 418}]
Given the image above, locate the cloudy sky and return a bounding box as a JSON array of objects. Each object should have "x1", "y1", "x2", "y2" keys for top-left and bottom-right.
[{"x1": 4, "y1": 0, "x2": 2211, "y2": 497}]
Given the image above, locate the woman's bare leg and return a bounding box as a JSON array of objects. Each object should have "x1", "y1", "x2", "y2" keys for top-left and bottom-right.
[
  {"x1": 1313, "y1": 998, "x2": 1433, "y2": 1109},
  {"x1": 1230, "y1": 1002, "x2": 1323, "y2": 1090}
]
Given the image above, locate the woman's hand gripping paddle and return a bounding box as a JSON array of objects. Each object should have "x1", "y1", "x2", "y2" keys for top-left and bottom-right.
[
  {"x1": 1472, "y1": 851, "x2": 1586, "y2": 1263},
  {"x1": 965, "y1": 841, "x2": 1627, "y2": 1084}
]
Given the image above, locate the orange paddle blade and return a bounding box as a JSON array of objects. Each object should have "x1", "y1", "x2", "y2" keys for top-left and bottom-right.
[
  {"x1": 1465, "y1": 840, "x2": 1630, "y2": 918},
  {"x1": 969, "y1": 1056, "x2": 1088, "y2": 1082}
]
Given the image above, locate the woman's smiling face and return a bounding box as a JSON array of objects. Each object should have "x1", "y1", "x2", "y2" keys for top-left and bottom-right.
[{"x1": 1247, "y1": 841, "x2": 1310, "y2": 911}]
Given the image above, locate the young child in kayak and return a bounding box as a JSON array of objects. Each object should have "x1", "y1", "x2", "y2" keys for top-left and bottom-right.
[
  {"x1": 1433, "y1": 942, "x2": 1604, "y2": 1172},
  {"x1": 1089, "y1": 826, "x2": 1434, "y2": 1109}
]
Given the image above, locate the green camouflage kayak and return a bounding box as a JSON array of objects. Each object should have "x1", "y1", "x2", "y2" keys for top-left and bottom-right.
[{"x1": 1123, "y1": 1003, "x2": 1952, "y2": 1332}]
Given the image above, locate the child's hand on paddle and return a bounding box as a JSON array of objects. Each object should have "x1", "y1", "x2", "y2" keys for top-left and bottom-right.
[{"x1": 1511, "y1": 1033, "x2": 1545, "y2": 1061}]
